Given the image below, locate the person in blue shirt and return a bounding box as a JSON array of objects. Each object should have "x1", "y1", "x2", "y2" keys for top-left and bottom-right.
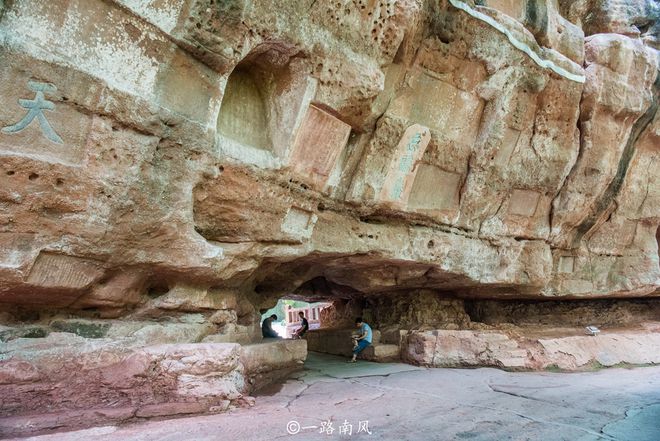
[{"x1": 349, "y1": 317, "x2": 372, "y2": 363}]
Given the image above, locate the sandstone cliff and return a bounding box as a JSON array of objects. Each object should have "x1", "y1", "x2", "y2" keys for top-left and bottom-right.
[{"x1": 0, "y1": 0, "x2": 659, "y2": 435}]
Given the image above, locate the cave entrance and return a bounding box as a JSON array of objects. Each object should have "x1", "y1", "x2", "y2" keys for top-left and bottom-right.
[{"x1": 261, "y1": 298, "x2": 332, "y2": 338}]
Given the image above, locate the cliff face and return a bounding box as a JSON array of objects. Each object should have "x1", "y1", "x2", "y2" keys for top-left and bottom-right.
[
  {"x1": 0, "y1": 0, "x2": 657, "y2": 314},
  {"x1": 0, "y1": 0, "x2": 659, "y2": 434}
]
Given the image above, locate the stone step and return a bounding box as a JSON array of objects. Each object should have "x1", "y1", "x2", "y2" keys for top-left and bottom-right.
[{"x1": 362, "y1": 344, "x2": 400, "y2": 362}]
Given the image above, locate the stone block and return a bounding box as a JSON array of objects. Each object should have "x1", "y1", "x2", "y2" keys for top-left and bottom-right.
[
  {"x1": 444, "y1": 86, "x2": 484, "y2": 143},
  {"x1": 402, "y1": 330, "x2": 530, "y2": 368},
  {"x1": 538, "y1": 332, "x2": 660, "y2": 369},
  {"x1": 289, "y1": 105, "x2": 351, "y2": 190},
  {"x1": 588, "y1": 218, "x2": 638, "y2": 254},
  {"x1": 0, "y1": 339, "x2": 247, "y2": 434},
  {"x1": 507, "y1": 92, "x2": 536, "y2": 131},
  {"x1": 362, "y1": 343, "x2": 400, "y2": 362},
  {"x1": 0, "y1": 407, "x2": 136, "y2": 439},
  {"x1": 239, "y1": 339, "x2": 307, "y2": 374},
  {"x1": 390, "y1": 73, "x2": 453, "y2": 131}
]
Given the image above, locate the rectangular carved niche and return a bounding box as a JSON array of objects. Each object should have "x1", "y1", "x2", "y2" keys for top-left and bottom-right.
[
  {"x1": 289, "y1": 105, "x2": 351, "y2": 190},
  {"x1": 407, "y1": 164, "x2": 461, "y2": 211},
  {"x1": 378, "y1": 124, "x2": 432, "y2": 207},
  {"x1": 389, "y1": 73, "x2": 483, "y2": 146},
  {"x1": 508, "y1": 189, "x2": 541, "y2": 217},
  {"x1": 27, "y1": 252, "x2": 104, "y2": 290},
  {"x1": 558, "y1": 256, "x2": 576, "y2": 274}
]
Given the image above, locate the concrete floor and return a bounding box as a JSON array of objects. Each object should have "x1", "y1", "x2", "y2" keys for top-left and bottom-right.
[{"x1": 13, "y1": 353, "x2": 660, "y2": 441}]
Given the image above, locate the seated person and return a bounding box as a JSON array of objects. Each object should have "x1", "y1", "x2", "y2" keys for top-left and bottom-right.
[
  {"x1": 349, "y1": 317, "x2": 372, "y2": 363},
  {"x1": 261, "y1": 314, "x2": 280, "y2": 339},
  {"x1": 293, "y1": 311, "x2": 309, "y2": 339}
]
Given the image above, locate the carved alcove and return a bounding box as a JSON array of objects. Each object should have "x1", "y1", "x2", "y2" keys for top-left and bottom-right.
[
  {"x1": 217, "y1": 66, "x2": 272, "y2": 151},
  {"x1": 216, "y1": 42, "x2": 317, "y2": 168}
]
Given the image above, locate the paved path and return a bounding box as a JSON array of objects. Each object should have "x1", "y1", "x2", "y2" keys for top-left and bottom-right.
[{"x1": 14, "y1": 353, "x2": 660, "y2": 441}]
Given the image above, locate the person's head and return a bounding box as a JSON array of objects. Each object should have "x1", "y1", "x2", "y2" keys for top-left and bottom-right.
[
  {"x1": 270, "y1": 314, "x2": 277, "y2": 320},
  {"x1": 355, "y1": 317, "x2": 363, "y2": 327},
  {"x1": 298, "y1": 311, "x2": 305, "y2": 318}
]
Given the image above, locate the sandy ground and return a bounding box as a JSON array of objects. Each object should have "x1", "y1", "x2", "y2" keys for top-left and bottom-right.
[{"x1": 12, "y1": 353, "x2": 660, "y2": 441}]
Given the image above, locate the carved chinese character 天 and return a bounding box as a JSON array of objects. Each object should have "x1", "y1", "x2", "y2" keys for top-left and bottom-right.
[{"x1": 2, "y1": 81, "x2": 63, "y2": 144}]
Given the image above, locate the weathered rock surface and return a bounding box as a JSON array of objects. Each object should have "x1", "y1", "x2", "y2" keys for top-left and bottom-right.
[
  {"x1": 0, "y1": 0, "x2": 657, "y2": 312},
  {"x1": 0, "y1": 0, "x2": 659, "y2": 435}
]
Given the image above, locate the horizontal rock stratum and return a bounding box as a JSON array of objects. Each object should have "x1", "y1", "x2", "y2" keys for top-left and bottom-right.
[{"x1": 0, "y1": 0, "x2": 659, "y2": 437}]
